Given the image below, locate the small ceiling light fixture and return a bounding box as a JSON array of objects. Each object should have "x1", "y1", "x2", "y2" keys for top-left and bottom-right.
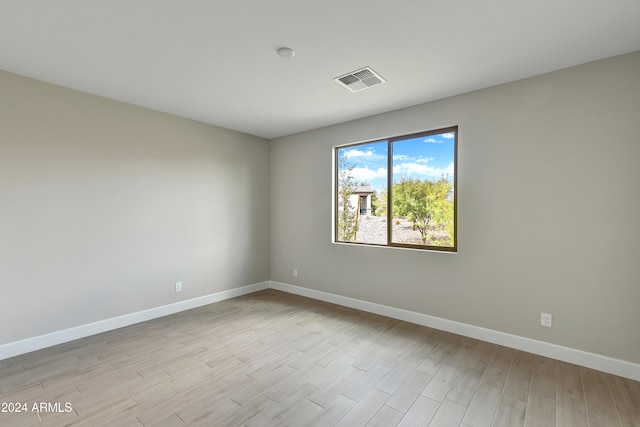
[{"x1": 277, "y1": 47, "x2": 295, "y2": 58}]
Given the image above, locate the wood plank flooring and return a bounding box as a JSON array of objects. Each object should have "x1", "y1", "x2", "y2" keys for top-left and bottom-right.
[{"x1": 1, "y1": 289, "x2": 639, "y2": 426}]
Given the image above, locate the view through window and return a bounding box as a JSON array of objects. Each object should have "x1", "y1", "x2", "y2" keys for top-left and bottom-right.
[{"x1": 335, "y1": 126, "x2": 457, "y2": 251}]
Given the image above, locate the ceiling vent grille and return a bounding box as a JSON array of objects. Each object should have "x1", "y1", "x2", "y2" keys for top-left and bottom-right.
[{"x1": 334, "y1": 66, "x2": 386, "y2": 92}]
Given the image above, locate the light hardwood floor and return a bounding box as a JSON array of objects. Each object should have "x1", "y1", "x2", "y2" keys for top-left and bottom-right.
[{"x1": 1, "y1": 289, "x2": 639, "y2": 426}]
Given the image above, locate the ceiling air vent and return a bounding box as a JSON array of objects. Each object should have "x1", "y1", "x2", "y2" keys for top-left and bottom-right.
[{"x1": 334, "y1": 66, "x2": 386, "y2": 92}]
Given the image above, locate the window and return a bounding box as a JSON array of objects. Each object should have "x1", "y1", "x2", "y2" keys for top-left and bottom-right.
[{"x1": 335, "y1": 126, "x2": 457, "y2": 252}]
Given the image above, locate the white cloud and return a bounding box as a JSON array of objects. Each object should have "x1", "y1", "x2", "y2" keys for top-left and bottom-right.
[
  {"x1": 425, "y1": 133, "x2": 454, "y2": 143},
  {"x1": 393, "y1": 162, "x2": 454, "y2": 180},
  {"x1": 394, "y1": 155, "x2": 433, "y2": 163},
  {"x1": 344, "y1": 149, "x2": 374, "y2": 158},
  {"x1": 351, "y1": 166, "x2": 387, "y2": 183},
  {"x1": 415, "y1": 156, "x2": 434, "y2": 163}
]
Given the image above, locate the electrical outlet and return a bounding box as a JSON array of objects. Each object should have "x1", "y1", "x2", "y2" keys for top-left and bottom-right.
[
  {"x1": 175, "y1": 282, "x2": 183, "y2": 292},
  {"x1": 541, "y1": 312, "x2": 552, "y2": 327},
  {"x1": 293, "y1": 269, "x2": 298, "y2": 278}
]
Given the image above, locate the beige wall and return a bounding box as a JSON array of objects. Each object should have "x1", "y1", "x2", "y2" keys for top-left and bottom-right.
[
  {"x1": 0, "y1": 71, "x2": 270, "y2": 344},
  {"x1": 270, "y1": 52, "x2": 640, "y2": 364}
]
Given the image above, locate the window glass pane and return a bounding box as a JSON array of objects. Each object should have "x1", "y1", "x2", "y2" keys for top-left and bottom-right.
[
  {"x1": 391, "y1": 130, "x2": 455, "y2": 247},
  {"x1": 336, "y1": 141, "x2": 388, "y2": 244}
]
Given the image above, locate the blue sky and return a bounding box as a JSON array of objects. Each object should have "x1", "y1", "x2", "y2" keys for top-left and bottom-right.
[{"x1": 338, "y1": 131, "x2": 455, "y2": 192}]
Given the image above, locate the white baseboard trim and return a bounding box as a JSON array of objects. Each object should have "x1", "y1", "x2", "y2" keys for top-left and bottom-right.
[
  {"x1": 0, "y1": 281, "x2": 269, "y2": 361},
  {"x1": 269, "y1": 281, "x2": 640, "y2": 381},
  {"x1": 3, "y1": 280, "x2": 638, "y2": 382}
]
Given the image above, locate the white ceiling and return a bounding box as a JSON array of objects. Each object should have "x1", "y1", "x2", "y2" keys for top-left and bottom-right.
[{"x1": 1, "y1": 1, "x2": 639, "y2": 139}]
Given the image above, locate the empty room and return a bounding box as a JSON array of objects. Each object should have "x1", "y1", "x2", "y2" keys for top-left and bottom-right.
[{"x1": 1, "y1": 1, "x2": 639, "y2": 426}]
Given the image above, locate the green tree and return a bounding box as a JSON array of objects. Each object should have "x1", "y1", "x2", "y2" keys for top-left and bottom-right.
[
  {"x1": 372, "y1": 186, "x2": 387, "y2": 218},
  {"x1": 337, "y1": 156, "x2": 358, "y2": 241},
  {"x1": 392, "y1": 177, "x2": 453, "y2": 245}
]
